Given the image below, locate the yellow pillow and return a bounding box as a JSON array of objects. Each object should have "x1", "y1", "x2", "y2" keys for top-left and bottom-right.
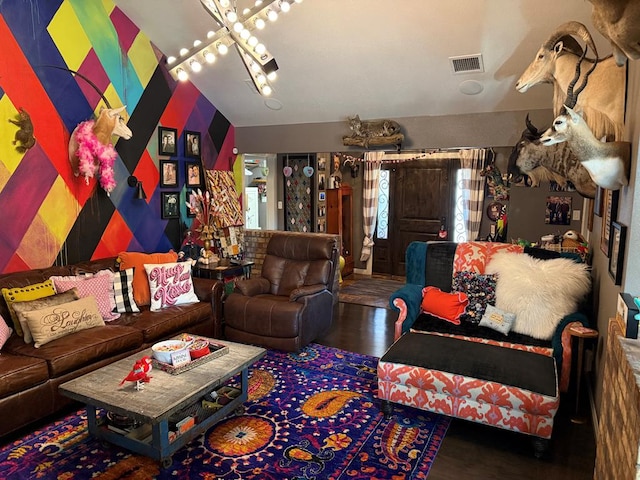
[
  {"x1": 23, "y1": 296, "x2": 106, "y2": 348},
  {"x1": 118, "y1": 251, "x2": 178, "y2": 306},
  {"x1": 1, "y1": 280, "x2": 57, "y2": 336}
]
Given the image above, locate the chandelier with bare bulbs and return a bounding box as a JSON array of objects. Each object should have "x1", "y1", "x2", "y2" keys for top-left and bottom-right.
[{"x1": 166, "y1": 0, "x2": 302, "y2": 97}]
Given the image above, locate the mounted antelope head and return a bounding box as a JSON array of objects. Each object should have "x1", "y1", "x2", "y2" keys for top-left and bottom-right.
[{"x1": 539, "y1": 106, "x2": 629, "y2": 190}]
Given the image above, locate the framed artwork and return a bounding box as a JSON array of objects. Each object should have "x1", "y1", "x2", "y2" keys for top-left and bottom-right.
[
  {"x1": 158, "y1": 126, "x2": 177, "y2": 156},
  {"x1": 185, "y1": 161, "x2": 203, "y2": 188},
  {"x1": 184, "y1": 130, "x2": 201, "y2": 159},
  {"x1": 600, "y1": 189, "x2": 619, "y2": 257},
  {"x1": 161, "y1": 192, "x2": 179, "y2": 219},
  {"x1": 318, "y1": 156, "x2": 326, "y2": 171},
  {"x1": 608, "y1": 221, "x2": 626, "y2": 285},
  {"x1": 545, "y1": 196, "x2": 572, "y2": 225},
  {"x1": 160, "y1": 160, "x2": 178, "y2": 187},
  {"x1": 319, "y1": 191, "x2": 326, "y2": 201},
  {"x1": 185, "y1": 190, "x2": 196, "y2": 217}
]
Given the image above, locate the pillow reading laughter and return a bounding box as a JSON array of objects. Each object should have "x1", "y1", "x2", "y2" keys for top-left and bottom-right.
[
  {"x1": 50, "y1": 271, "x2": 120, "y2": 322},
  {"x1": 144, "y1": 262, "x2": 199, "y2": 312},
  {"x1": 1, "y1": 280, "x2": 57, "y2": 336},
  {"x1": 479, "y1": 305, "x2": 516, "y2": 336},
  {"x1": 118, "y1": 251, "x2": 178, "y2": 307},
  {"x1": 12, "y1": 289, "x2": 80, "y2": 343},
  {"x1": 452, "y1": 271, "x2": 497, "y2": 324},
  {"x1": 23, "y1": 296, "x2": 106, "y2": 348},
  {"x1": 420, "y1": 286, "x2": 469, "y2": 325}
]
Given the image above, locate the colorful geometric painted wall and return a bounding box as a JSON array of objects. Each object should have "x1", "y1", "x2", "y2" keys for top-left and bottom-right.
[{"x1": 0, "y1": 1, "x2": 236, "y2": 273}]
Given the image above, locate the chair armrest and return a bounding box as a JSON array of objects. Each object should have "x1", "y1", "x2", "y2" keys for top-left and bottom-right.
[
  {"x1": 290, "y1": 284, "x2": 327, "y2": 301},
  {"x1": 192, "y1": 277, "x2": 225, "y2": 338},
  {"x1": 552, "y1": 311, "x2": 589, "y2": 392},
  {"x1": 390, "y1": 284, "x2": 424, "y2": 338},
  {"x1": 235, "y1": 277, "x2": 271, "y2": 296}
]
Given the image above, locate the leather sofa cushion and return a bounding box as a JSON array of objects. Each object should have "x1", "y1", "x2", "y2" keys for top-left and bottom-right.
[
  {"x1": 109, "y1": 303, "x2": 212, "y2": 343},
  {"x1": 5, "y1": 325, "x2": 143, "y2": 378},
  {"x1": 0, "y1": 352, "x2": 49, "y2": 398}
]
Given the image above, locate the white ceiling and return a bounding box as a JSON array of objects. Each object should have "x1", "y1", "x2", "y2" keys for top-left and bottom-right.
[{"x1": 114, "y1": 0, "x2": 609, "y2": 128}]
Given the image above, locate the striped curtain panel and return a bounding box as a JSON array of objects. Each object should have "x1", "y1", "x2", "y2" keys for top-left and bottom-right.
[
  {"x1": 360, "y1": 151, "x2": 384, "y2": 262},
  {"x1": 459, "y1": 149, "x2": 490, "y2": 241}
]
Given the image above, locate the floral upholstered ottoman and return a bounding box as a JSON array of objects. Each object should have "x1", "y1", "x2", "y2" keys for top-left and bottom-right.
[{"x1": 377, "y1": 332, "x2": 559, "y2": 457}]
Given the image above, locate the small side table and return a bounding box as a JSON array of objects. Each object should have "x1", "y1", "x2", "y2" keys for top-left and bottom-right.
[{"x1": 568, "y1": 324, "x2": 598, "y2": 424}]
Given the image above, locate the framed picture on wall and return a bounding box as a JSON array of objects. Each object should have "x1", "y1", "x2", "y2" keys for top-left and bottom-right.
[
  {"x1": 594, "y1": 187, "x2": 604, "y2": 217},
  {"x1": 161, "y1": 192, "x2": 179, "y2": 219},
  {"x1": 600, "y1": 189, "x2": 619, "y2": 257},
  {"x1": 158, "y1": 126, "x2": 177, "y2": 156},
  {"x1": 160, "y1": 160, "x2": 178, "y2": 187},
  {"x1": 184, "y1": 130, "x2": 201, "y2": 159},
  {"x1": 545, "y1": 196, "x2": 572, "y2": 225},
  {"x1": 185, "y1": 190, "x2": 196, "y2": 217},
  {"x1": 608, "y1": 221, "x2": 626, "y2": 285},
  {"x1": 185, "y1": 161, "x2": 203, "y2": 188}
]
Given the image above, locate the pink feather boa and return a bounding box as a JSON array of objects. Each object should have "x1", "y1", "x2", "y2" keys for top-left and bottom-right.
[{"x1": 74, "y1": 120, "x2": 117, "y2": 195}]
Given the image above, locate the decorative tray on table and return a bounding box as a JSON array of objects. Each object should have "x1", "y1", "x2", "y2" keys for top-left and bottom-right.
[{"x1": 152, "y1": 336, "x2": 229, "y2": 375}]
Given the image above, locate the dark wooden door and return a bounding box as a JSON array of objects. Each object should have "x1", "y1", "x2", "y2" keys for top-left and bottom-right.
[{"x1": 373, "y1": 158, "x2": 454, "y2": 276}]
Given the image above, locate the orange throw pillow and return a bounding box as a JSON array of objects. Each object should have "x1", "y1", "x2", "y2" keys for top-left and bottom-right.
[
  {"x1": 420, "y1": 286, "x2": 469, "y2": 325},
  {"x1": 118, "y1": 251, "x2": 178, "y2": 306}
]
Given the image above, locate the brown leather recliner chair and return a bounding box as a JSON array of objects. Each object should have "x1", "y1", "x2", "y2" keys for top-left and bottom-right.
[{"x1": 224, "y1": 232, "x2": 339, "y2": 352}]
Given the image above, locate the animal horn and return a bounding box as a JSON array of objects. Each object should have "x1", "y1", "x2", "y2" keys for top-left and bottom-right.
[
  {"x1": 542, "y1": 21, "x2": 598, "y2": 59},
  {"x1": 525, "y1": 114, "x2": 539, "y2": 135},
  {"x1": 40, "y1": 65, "x2": 112, "y2": 109}
]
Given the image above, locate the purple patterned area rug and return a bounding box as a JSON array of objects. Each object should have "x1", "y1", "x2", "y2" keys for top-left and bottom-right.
[{"x1": 0, "y1": 344, "x2": 449, "y2": 479}]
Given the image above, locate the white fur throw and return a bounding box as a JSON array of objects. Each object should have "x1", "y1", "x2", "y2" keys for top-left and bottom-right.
[{"x1": 485, "y1": 252, "x2": 591, "y2": 340}]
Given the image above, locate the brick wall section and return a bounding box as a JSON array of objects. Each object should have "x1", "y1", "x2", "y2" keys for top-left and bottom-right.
[{"x1": 244, "y1": 229, "x2": 341, "y2": 299}]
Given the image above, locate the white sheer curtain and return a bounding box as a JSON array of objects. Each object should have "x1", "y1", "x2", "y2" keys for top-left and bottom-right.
[
  {"x1": 360, "y1": 151, "x2": 384, "y2": 261},
  {"x1": 459, "y1": 149, "x2": 489, "y2": 241}
]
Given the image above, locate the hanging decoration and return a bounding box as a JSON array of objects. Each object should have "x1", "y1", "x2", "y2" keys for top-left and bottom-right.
[
  {"x1": 303, "y1": 154, "x2": 314, "y2": 177},
  {"x1": 283, "y1": 155, "x2": 292, "y2": 177}
]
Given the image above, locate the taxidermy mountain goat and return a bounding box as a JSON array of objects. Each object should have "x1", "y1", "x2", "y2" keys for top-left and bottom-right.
[{"x1": 516, "y1": 21, "x2": 625, "y2": 141}]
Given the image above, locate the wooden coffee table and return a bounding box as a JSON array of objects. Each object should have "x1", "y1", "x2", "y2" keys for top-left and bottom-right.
[{"x1": 59, "y1": 337, "x2": 265, "y2": 467}]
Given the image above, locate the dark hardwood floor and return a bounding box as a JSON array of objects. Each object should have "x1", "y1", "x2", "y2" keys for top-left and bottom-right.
[{"x1": 316, "y1": 279, "x2": 597, "y2": 480}]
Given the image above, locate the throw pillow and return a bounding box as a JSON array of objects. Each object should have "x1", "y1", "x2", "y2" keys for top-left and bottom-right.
[
  {"x1": 420, "y1": 286, "x2": 469, "y2": 325},
  {"x1": 485, "y1": 252, "x2": 591, "y2": 340},
  {"x1": 1, "y1": 280, "x2": 57, "y2": 336},
  {"x1": 144, "y1": 262, "x2": 199, "y2": 312},
  {"x1": 118, "y1": 251, "x2": 178, "y2": 306},
  {"x1": 452, "y1": 271, "x2": 497, "y2": 324},
  {"x1": 0, "y1": 315, "x2": 13, "y2": 350},
  {"x1": 50, "y1": 271, "x2": 120, "y2": 322},
  {"x1": 23, "y1": 296, "x2": 106, "y2": 348},
  {"x1": 112, "y1": 268, "x2": 139, "y2": 313},
  {"x1": 479, "y1": 305, "x2": 516, "y2": 336},
  {"x1": 12, "y1": 289, "x2": 80, "y2": 343}
]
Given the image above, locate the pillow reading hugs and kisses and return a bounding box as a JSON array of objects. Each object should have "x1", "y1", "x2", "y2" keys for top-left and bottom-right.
[{"x1": 143, "y1": 262, "x2": 199, "y2": 311}]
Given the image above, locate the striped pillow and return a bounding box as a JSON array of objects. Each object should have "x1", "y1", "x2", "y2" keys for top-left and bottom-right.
[
  {"x1": 113, "y1": 268, "x2": 139, "y2": 313},
  {"x1": 0, "y1": 315, "x2": 13, "y2": 350}
]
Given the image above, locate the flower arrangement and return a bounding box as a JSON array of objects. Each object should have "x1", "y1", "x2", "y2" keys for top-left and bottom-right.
[{"x1": 188, "y1": 189, "x2": 220, "y2": 244}]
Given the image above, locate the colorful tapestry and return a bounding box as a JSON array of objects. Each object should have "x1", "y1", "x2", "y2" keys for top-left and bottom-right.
[{"x1": 0, "y1": 344, "x2": 449, "y2": 479}]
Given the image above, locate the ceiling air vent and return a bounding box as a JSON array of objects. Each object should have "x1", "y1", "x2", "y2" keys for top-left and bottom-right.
[{"x1": 449, "y1": 54, "x2": 484, "y2": 74}]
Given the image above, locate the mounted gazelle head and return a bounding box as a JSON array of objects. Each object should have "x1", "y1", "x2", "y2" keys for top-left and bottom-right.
[
  {"x1": 539, "y1": 106, "x2": 586, "y2": 146},
  {"x1": 92, "y1": 105, "x2": 132, "y2": 145}
]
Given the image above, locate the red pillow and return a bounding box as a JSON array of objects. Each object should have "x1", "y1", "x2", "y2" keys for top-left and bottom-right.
[{"x1": 420, "y1": 286, "x2": 469, "y2": 325}]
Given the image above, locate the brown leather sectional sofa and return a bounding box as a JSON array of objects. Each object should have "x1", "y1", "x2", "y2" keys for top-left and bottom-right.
[{"x1": 0, "y1": 257, "x2": 224, "y2": 438}]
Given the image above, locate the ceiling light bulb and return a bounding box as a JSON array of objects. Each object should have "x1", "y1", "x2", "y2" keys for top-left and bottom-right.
[
  {"x1": 257, "y1": 73, "x2": 267, "y2": 84},
  {"x1": 177, "y1": 68, "x2": 189, "y2": 81},
  {"x1": 167, "y1": 56, "x2": 176, "y2": 65},
  {"x1": 262, "y1": 85, "x2": 272, "y2": 96},
  {"x1": 217, "y1": 43, "x2": 229, "y2": 55},
  {"x1": 294, "y1": 0, "x2": 302, "y2": 3},
  {"x1": 233, "y1": 21, "x2": 244, "y2": 33},
  {"x1": 240, "y1": 28, "x2": 251, "y2": 39},
  {"x1": 248, "y1": 36, "x2": 258, "y2": 47},
  {"x1": 267, "y1": 71, "x2": 277, "y2": 81},
  {"x1": 193, "y1": 39, "x2": 201, "y2": 47},
  {"x1": 204, "y1": 50, "x2": 216, "y2": 63},
  {"x1": 226, "y1": 10, "x2": 238, "y2": 22},
  {"x1": 267, "y1": 9, "x2": 278, "y2": 21},
  {"x1": 251, "y1": 62, "x2": 261, "y2": 73},
  {"x1": 207, "y1": 30, "x2": 215, "y2": 39},
  {"x1": 255, "y1": 0, "x2": 263, "y2": 6},
  {"x1": 280, "y1": 1, "x2": 291, "y2": 12},
  {"x1": 255, "y1": 43, "x2": 266, "y2": 55},
  {"x1": 190, "y1": 60, "x2": 202, "y2": 73},
  {"x1": 179, "y1": 47, "x2": 189, "y2": 56},
  {"x1": 220, "y1": 0, "x2": 230, "y2": 7},
  {"x1": 255, "y1": 18, "x2": 265, "y2": 29},
  {"x1": 242, "y1": 8, "x2": 250, "y2": 15}
]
